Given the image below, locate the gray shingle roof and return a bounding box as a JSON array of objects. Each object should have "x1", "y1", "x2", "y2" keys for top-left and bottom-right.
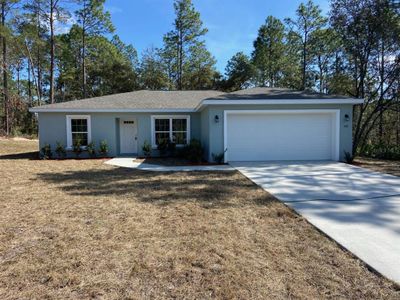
[
  {"x1": 33, "y1": 90, "x2": 226, "y2": 111},
  {"x1": 31, "y1": 88, "x2": 356, "y2": 112},
  {"x1": 211, "y1": 87, "x2": 351, "y2": 100}
]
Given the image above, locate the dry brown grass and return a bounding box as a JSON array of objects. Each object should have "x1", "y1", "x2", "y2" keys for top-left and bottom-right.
[
  {"x1": 0, "y1": 139, "x2": 399, "y2": 299},
  {"x1": 354, "y1": 157, "x2": 400, "y2": 177}
]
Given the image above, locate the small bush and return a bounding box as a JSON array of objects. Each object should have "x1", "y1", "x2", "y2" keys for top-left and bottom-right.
[
  {"x1": 157, "y1": 138, "x2": 169, "y2": 157},
  {"x1": 55, "y1": 142, "x2": 66, "y2": 159},
  {"x1": 142, "y1": 141, "x2": 152, "y2": 157},
  {"x1": 168, "y1": 140, "x2": 176, "y2": 157},
  {"x1": 361, "y1": 143, "x2": 400, "y2": 160},
  {"x1": 73, "y1": 138, "x2": 83, "y2": 158},
  {"x1": 344, "y1": 151, "x2": 353, "y2": 163},
  {"x1": 99, "y1": 140, "x2": 109, "y2": 156},
  {"x1": 183, "y1": 139, "x2": 204, "y2": 163},
  {"x1": 41, "y1": 143, "x2": 52, "y2": 160},
  {"x1": 87, "y1": 141, "x2": 96, "y2": 158},
  {"x1": 212, "y1": 149, "x2": 227, "y2": 164}
]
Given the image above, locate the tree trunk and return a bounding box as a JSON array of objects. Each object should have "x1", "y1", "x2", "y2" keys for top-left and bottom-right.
[
  {"x1": 24, "y1": 40, "x2": 41, "y2": 105},
  {"x1": 378, "y1": 40, "x2": 385, "y2": 145},
  {"x1": 1, "y1": 2, "x2": 9, "y2": 135},
  {"x1": 318, "y1": 55, "x2": 323, "y2": 93},
  {"x1": 177, "y1": 26, "x2": 183, "y2": 90},
  {"x1": 82, "y1": 26, "x2": 87, "y2": 98},
  {"x1": 36, "y1": 0, "x2": 42, "y2": 103},
  {"x1": 49, "y1": 0, "x2": 55, "y2": 103},
  {"x1": 397, "y1": 104, "x2": 400, "y2": 146},
  {"x1": 302, "y1": 31, "x2": 307, "y2": 90},
  {"x1": 28, "y1": 58, "x2": 32, "y2": 106},
  {"x1": 17, "y1": 66, "x2": 20, "y2": 96}
]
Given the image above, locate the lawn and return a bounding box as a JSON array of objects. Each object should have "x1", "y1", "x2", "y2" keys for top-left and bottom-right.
[{"x1": 0, "y1": 139, "x2": 399, "y2": 299}]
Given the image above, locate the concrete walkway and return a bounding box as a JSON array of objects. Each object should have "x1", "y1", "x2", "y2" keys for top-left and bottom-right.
[
  {"x1": 105, "y1": 157, "x2": 235, "y2": 172},
  {"x1": 231, "y1": 161, "x2": 400, "y2": 283}
]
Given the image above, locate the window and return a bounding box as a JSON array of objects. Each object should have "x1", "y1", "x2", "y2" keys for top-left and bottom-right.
[
  {"x1": 66, "y1": 115, "x2": 91, "y2": 148},
  {"x1": 151, "y1": 116, "x2": 190, "y2": 147}
]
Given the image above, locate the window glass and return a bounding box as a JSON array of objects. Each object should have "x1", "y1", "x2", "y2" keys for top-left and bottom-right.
[
  {"x1": 155, "y1": 119, "x2": 170, "y2": 132},
  {"x1": 172, "y1": 132, "x2": 187, "y2": 144},
  {"x1": 72, "y1": 132, "x2": 88, "y2": 146},
  {"x1": 172, "y1": 119, "x2": 187, "y2": 131},
  {"x1": 71, "y1": 118, "x2": 88, "y2": 146},
  {"x1": 153, "y1": 117, "x2": 188, "y2": 146},
  {"x1": 71, "y1": 119, "x2": 87, "y2": 133},
  {"x1": 155, "y1": 132, "x2": 170, "y2": 145}
]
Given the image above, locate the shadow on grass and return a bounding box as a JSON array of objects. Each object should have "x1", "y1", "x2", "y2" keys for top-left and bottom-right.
[
  {"x1": 0, "y1": 151, "x2": 39, "y2": 160},
  {"x1": 35, "y1": 167, "x2": 277, "y2": 208}
]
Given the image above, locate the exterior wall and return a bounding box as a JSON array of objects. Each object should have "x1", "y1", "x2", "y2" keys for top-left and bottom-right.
[
  {"x1": 37, "y1": 112, "x2": 201, "y2": 157},
  {"x1": 205, "y1": 104, "x2": 354, "y2": 162},
  {"x1": 200, "y1": 107, "x2": 210, "y2": 160},
  {"x1": 37, "y1": 104, "x2": 354, "y2": 161}
]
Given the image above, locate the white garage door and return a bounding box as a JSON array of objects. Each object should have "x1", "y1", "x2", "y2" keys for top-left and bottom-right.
[{"x1": 225, "y1": 110, "x2": 339, "y2": 162}]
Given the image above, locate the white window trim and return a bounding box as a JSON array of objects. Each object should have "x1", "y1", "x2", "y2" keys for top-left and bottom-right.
[
  {"x1": 66, "y1": 115, "x2": 92, "y2": 149},
  {"x1": 151, "y1": 115, "x2": 191, "y2": 149}
]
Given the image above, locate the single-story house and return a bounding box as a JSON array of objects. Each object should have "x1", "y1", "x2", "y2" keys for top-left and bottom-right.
[{"x1": 30, "y1": 87, "x2": 363, "y2": 162}]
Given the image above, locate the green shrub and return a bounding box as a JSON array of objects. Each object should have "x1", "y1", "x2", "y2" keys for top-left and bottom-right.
[
  {"x1": 41, "y1": 143, "x2": 52, "y2": 160},
  {"x1": 361, "y1": 143, "x2": 400, "y2": 160},
  {"x1": 344, "y1": 151, "x2": 353, "y2": 163},
  {"x1": 87, "y1": 141, "x2": 96, "y2": 157},
  {"x1": 73, "y1": 138, "x2": 83, "y2": 158},
  {"x1": 55, "y1": 141, "x2": 66, "y2": 159},
  {"x1": 168, "y1": 140, "x2": 176, "y2": 157},
  {"x1": 183, "y1": 139, "x2": 203, "y2": 163},
  {"x1": 157, "y1": 138, "x2": 169, "y2": 156},
  {"x1": 212, "y1": 149, "x2": 227, "y2": 164},
  {"x1": 99, "y1": 140, "x2": 109, "y2": 156},
  {"x1": 142, "y1": 141, "x2": 152, "y2": 157}
]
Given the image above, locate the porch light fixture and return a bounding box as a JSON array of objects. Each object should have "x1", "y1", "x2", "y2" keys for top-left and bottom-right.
[
  {"x1": 344, "y1": 114, "x2": 350, "y2": 122},
  {"x1": 214, "y1": 115, "x2": 220, "y2": 123}
]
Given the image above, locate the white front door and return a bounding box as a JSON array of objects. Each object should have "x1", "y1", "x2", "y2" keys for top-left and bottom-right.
[{"x1": 120, "y1": 119, "x2": 138, "y2": 154}]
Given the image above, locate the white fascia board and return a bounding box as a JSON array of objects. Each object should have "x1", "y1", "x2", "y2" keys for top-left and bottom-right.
[
  {"x1": 196, "y1": 98, "x2": 364, "y2": 111},
  {"x1": 29, "y1": 108, "x2": 196, "y2": 113}
]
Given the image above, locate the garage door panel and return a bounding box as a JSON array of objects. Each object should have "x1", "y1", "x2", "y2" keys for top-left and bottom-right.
[{"x1": 226, "y1": 112, "x2": 336, "y2": 161}]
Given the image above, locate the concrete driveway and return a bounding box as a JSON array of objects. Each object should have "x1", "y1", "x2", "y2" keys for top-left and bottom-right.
[{"x1": 231, "y1": 161, "x2": 400, "y2": 283}]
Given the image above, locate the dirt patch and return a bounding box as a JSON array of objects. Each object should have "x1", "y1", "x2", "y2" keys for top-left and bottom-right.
[
  {"x1": 354, "y1": 157, "x2": 400, "y2": 177},
  {"x1": 0, "y1": 139, "x2": 399, "y2": 299},
  {"x1": 0, "y1": 136, "x2": 38, "y2": 141}
]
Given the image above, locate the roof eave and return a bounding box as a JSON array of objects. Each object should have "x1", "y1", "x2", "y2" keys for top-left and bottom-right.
[
  {"x1": 29, "y1": 98, "x2": 364, "y2": 113},
  {"x1": 29, "y1": 108, "x2": 197, "y2": 113},
  {"x1": 195, "y1": 98, "x2": 364, "y2": 111}
]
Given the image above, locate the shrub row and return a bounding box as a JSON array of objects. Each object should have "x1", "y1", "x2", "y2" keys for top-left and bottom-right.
[
  {"x1": 361, "y1": 143, "x2": 400, "y2": 160},
  {"x1": 142, "y1": 138, "x2": 204, "y2": 163},
  {"x1": 41, "y1": 140, "x2": 109, "y2": 159}
]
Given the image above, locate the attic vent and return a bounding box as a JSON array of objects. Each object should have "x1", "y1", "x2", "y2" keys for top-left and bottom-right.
[{"x1": 124, "y1": 121, "x2": 135, "y2": 124}]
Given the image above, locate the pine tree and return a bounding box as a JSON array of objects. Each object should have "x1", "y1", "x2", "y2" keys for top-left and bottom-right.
[
  {"x1": 285, "y1": 0, "x2": 327, "y2": 90},
  {"x1": 75, "y1": 0, "x2": 114, "y2": 98},
  {"x1": 139, "y1": 47, "x2": 169, "y2": 90},
  {"x1": 225, "y1": 52, "x2": 255, "y2": 91},
  {"x1": 162, "y1": 0, "x2": 215, "y2": 90},
  {"x1": 252, "y1": 16, "x2": 286, "y2": 87}
]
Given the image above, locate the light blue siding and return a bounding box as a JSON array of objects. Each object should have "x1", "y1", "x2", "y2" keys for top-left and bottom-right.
[
  {"x1": 205, "y1": 104, "x2": 353, "y2": 162},
  {"x1": 37, "y1": 104, "x2": 354, "y2": 161},
  {"x1": 38, "y1": 112, "x2": 201, "y2": 157}
]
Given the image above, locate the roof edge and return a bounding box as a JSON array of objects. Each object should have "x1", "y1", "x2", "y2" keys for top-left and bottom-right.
[
  {"x1": 196, "y1": 98, "x2": 364, "y2": 110},
  {"x1": 29, "y1": 108, "x2": 196, "y2": 113},
  {"x1": 30, "y1": 98, "x2": 364, "y2": 113}
]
